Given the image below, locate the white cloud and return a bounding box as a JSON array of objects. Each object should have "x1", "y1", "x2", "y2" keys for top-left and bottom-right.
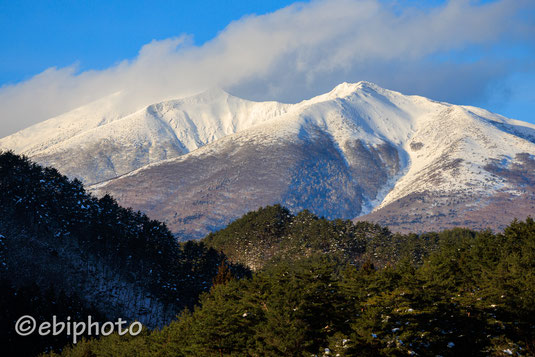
[{"x1": 0, "y1": 0, "x2": 533, "y2": 137}]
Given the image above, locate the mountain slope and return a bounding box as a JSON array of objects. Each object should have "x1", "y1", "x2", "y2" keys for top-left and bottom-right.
[
  {"x1": 2, "y1": 82, "x2": 534, "y2": 238},
  {"x1": 0, "y1": 88, "x2": 290, "y2": 184},
  {"x1": 0, "y1": 152, "x2": 249, "y2": 330},
  {"x1": 89, "y1": 82, "x2": 535, "y2": 238}
]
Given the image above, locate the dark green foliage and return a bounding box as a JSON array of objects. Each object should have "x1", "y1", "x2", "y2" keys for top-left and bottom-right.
[
  {"x1": 0, "y1": 152, "x2": 250, "y2": 355},
  {"x1": 203, "y1": 205, "x2": 476, "y2": 271},
  {"x1": 204, "y1": 205, "x2": 389, "y2": 270},
  {"x1": 55, "y1": 218, "x2": 535, "y2": 356},
  {"x1": 0, "y1": 151, "x2": 248, "y2": 304},
  {"x1": 0, "y1": 278, "x2": 105, "y2": 357}
]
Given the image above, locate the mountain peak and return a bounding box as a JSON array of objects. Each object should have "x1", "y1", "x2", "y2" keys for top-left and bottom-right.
[
  {"x1": 326, "y1": 81, "x2": 384, "y2": 99},
  {"x1": 193, "y1": 87, "x2": 230, "y2": 101},
  {"x1": 355, "y1": 80, "x2": 383, "y2": 90},
  {"x1": 2, "y1": 79, "x2": 534, "y2": 240}
]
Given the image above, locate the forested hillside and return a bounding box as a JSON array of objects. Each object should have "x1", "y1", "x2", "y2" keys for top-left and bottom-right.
[
  {"x1": 1, "y1": 152, "x2": 533, "y2": 356},
  {"x1": 0, "y1": 152, "x2": 249, "y2": 356},
  {"x1": 53, "y1": 218, "x2": 535, "y2": 356},
  {"x1": 203, "y1": 205, "x2": 476, "y2": 270}
]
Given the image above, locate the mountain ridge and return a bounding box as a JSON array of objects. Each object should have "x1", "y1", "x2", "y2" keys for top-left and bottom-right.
[{"x1": 2, "y1": 82, "x2": 534, "y2": 238}]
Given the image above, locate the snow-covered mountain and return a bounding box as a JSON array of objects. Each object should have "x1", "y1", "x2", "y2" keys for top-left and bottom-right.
[
  {"x1": 0, "y1": 88, "x2": 290, "y2": 184},
  {"x1": 2, "y1": 82, "x2": 534, "y2": 238}
]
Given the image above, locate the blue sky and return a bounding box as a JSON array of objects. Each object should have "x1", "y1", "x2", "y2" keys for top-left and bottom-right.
[
  {"x1": 0, "y1": 0, "x2": 534, "y2": 136},
  {"x1": 0, "y1": 0, "x2": 296, "y2": 84}
]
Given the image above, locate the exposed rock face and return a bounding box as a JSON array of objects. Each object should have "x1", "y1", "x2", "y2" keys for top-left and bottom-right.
[
  {"x1": 2, "y1": 82, "x2": 534, "y2": 238},
  {"x1": 91, "y1": 127, "x2": 401, "y2": 239},
  {"x1": 357, "y1": 153, "x2": 535, "y2": 233}
]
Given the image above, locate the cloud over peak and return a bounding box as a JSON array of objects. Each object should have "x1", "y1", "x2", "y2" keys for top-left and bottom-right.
[{"x1": 1, "y1": 0, "x2": 533, "y2": 137}]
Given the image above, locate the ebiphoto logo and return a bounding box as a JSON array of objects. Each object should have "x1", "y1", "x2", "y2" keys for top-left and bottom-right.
[{"x1": 15, "y1": 315, "x2": 142, "y2": 343}]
